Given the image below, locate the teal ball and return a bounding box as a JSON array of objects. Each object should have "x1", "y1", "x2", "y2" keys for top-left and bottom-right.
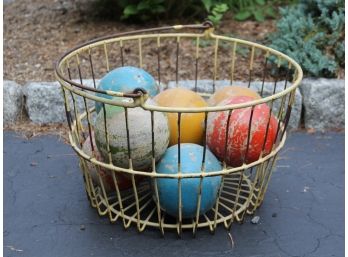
[
  {"x1": 95, "y1": 66, "x2": 159, "y2": 113},
  {"x1": 155, "y1": 143, "x2": 222, "y2": 219}
]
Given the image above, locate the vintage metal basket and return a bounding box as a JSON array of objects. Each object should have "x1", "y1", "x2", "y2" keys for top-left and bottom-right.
[{"x1": 55, "y1": 22, "x2": 302, "y2": 236}]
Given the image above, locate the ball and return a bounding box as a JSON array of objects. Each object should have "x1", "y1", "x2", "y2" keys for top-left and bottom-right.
[
  {"x1": 207, "y1": 96, "x2": 278, "y2": 167},
  {"x1": 95, "y1": 66, "x2": 159, "y2": 113},
  {"x1": 94, "y1": 99, "x2": 170, "y2": 171},
  {"x1": 82, "y1": 132, "x2": 133, "y2": 192},
  {"x1": 207, "y1": 85, "x2": 261, "y2": 106},
  {"x1": 155, "y1": 143, "x2": 222, "y2": 219},
  {"x1": 154, "y1": 88, "x2": 207, "y2": 146}
]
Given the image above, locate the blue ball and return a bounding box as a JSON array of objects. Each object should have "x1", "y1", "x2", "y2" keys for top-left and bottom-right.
[
  {"x1": 95, "y1": 66, "x2": 159, "y2": 113},
  {"x1": 155, "y1": 143, "x2": 222, "y2": 219}
]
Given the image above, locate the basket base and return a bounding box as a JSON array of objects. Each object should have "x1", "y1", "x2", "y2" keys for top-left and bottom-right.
[{"x1": 86, "y1": 172, "x2": 258, "y2": 234}]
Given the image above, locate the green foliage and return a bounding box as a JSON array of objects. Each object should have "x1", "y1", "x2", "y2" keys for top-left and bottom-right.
[
  {"x1": 229, "y1": 0, "x2": 277, "y2": 21},
  {"x1": 94, "y1": 0, "x2": 294, "y2": 23},
  {"x1": 120, "y1": 0, "x2": 166, "y2": 20},
  {"x1": 118, "y1": 0, "x2": 230, "y2": 24},
  {"x1": 268, "y1": 0, "x2": 345, "y2": 77},
  {"x1": 94, "y1": 0, "x2": 202, "y2": 22},
  {"x1": 202, "y1": 0, "x2": 229, "y2": 25},
  {"x1": 224, "y1": 0, "x2": 298, "y2": 21}
]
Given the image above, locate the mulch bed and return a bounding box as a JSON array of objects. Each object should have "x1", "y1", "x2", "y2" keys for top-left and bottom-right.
[
  {"x1": 4, "y1": 0, "x2": 277, "y2": 85},
  {"x1": 4, "y1": 0, "x2": 281, "y2": 136}
]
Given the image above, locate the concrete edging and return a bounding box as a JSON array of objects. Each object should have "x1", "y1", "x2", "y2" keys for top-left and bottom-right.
[{"x1": 3, "y1": 78, "x2": 345, "y2": 131}]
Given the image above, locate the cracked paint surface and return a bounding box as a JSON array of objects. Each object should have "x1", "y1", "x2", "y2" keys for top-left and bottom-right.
[
  {"x1": 94, "y1": 99, "x2": 170, "y2": 171},
  {"x1": 95, "y1": 66, "x2": 159, "y2": 114},
  {"x1": 81, "y1": 132, "x2": 134, "y2": 192},
  {"x1": 4, "y1": 131, "x2": 344, "y2": 257},
  {"x1": 155, "y1": 143, "x2": 222, "y2": 218},
  {"x1": 207, "y1": 96, "x2": 278, "y2": 167}
]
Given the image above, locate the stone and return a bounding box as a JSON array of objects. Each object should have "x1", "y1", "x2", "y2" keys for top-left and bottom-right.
[
  {"x1": 249, "y1": 81, "x2": 302, "y2": 130},
  {"x1": 157, "y1": 81, "x2": 167, "y2": 91},
  {"x1": 63, "y1": 79, "x2": 97, "y2": 123},
  {"x1": 300, "y1": 78, "x2": 344, "y2": 131},
  {"x1": 168, "y1": 80, "x2": 302, "y2": 129},
  {"x1": 3, "y1": 80, "x2": 24, "y2": 124},
  {"x1": 168, "y1": 79, "x2": 237, "y2": 93},
  {"x1": 24, "y1": 80, "x2": 96, "y2": 124},
  {"x1": 24, "y1": 81, "x2": 65, "y2": 123},
  {"x1": 251, "y1": 216, "x2": 260, "y2": 224}
]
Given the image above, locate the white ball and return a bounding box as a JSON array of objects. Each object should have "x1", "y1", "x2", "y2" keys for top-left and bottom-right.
[{"x1": 94, "y1": 99, "x2": 170, "y2": 171}]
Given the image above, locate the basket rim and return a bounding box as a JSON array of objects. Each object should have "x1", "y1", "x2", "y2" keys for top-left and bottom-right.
[{"x1": 55, "y1": 23, "x2": 303, "y2": 112}]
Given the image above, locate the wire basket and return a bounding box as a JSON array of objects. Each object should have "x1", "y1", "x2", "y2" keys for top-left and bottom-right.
[{"x1": 55, "y1": 22, "x2": 302, "y2": 236}]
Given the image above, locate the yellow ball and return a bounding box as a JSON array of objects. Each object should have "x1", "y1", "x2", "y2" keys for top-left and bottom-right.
[
  {"x1": 207, "y1": 85, "x2": 261, "y2": 106},
  {"x1": 154, "y1": 88, "x2": 207, "y2": 146}
]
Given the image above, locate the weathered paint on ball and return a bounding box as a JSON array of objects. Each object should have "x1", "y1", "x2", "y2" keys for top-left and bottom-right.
[
  {"x1": 82, "y1": 132, "x2": 133, "y2": 192},
  {"x1": 95, "y1": 66, "x2": 159, "y2": 113},
  {"x1": 155, "y1": 143, "x2": 222, "y2": 219},
  {"x1": 207, "y1": 85, "x2": 261, "y2": 106},
  {"x1": 94, "y1": 99, "x2": 170, "y2": 171},
  {"x1": 207, "y1": 96, "x2": 278, "y2": 167},
  {"x1": 154, "y1": 88, "x2": 207, "y2": 146}
]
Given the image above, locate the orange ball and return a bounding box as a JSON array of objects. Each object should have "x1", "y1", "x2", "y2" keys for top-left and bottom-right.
[
  {"x1": 207, "y1": 85, "x2": 261, "y2": 106},
  {"x1": 154, "y1": 88, "x2": 207, "y2": 146}
]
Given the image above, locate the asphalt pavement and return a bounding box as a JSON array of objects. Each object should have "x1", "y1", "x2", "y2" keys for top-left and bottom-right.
[{"x1": 3, "y1": 131, "x2": 344, "y2": 257}]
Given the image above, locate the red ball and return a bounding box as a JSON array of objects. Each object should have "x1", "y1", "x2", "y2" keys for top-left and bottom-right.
[{"x1": 207, "y1": 96, "x2": 278, "y2": 167}]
